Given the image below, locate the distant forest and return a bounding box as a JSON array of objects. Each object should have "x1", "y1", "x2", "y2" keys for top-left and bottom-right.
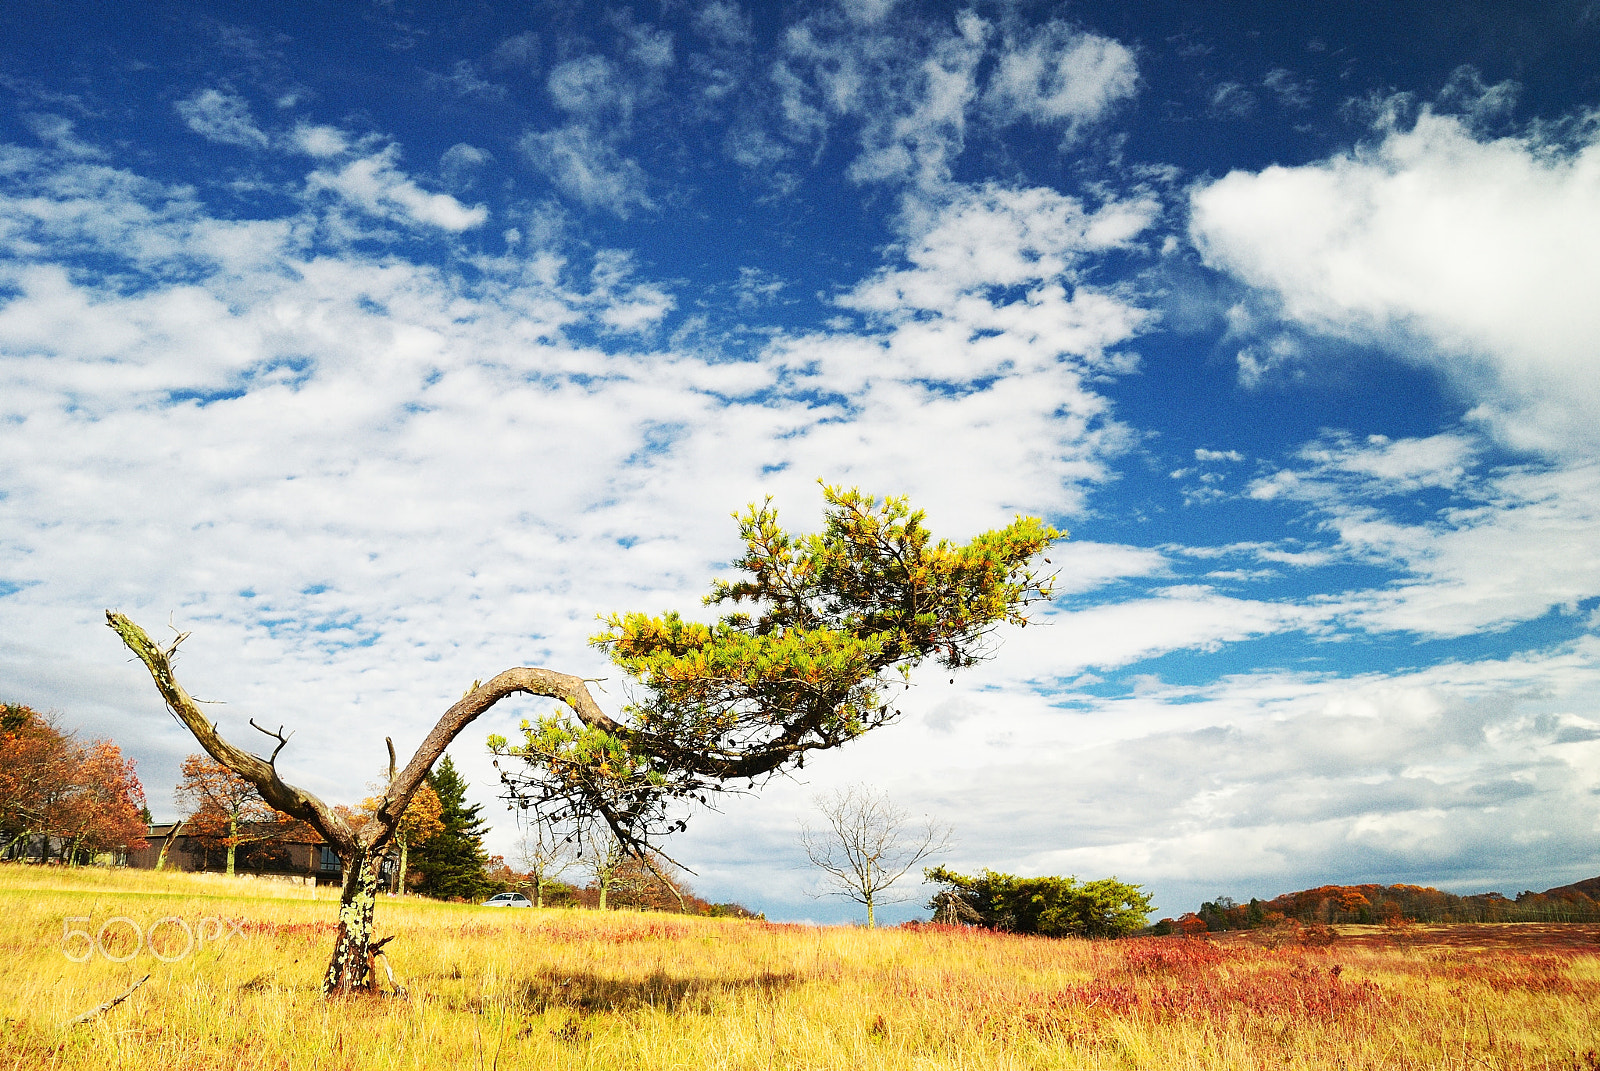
[{"x1": 1159, "y1": 876, "x2": 1600, "y2": 933}]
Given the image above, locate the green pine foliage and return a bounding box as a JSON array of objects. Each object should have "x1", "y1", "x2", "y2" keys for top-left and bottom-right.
[
  {"x1": 410, "y1": 755, "x2": 492, "y2": 902},
  {"x1": 925, "y1": 867, "x2": 1153, "y2": 939},
  {"x1": 491, "y1": 485, "x2": 1062, "y2": 850}
]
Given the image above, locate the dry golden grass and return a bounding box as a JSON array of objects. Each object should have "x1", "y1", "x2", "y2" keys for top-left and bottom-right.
[{"x1": 3, "y1": 862, "x2": 1599, "y2": 1070}]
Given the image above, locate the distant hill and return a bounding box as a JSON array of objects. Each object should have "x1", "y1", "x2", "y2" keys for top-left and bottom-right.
[
  {"x1": 1157, "y1": 876, "x2": 1600, "y2": 933},
  {"x1": 1540, "y1": 875, "x2": 1600, "y2": 901}
]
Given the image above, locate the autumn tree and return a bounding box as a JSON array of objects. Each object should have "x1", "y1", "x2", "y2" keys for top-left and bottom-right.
[
  {"x1": 801, "y1": 783, "x2": 950, "y2": 927},
  {"x1": 56, "y1": 740, "x2": 148, "y2": 862},
  {"x1": 108, "y1": 485, "x2": 1060, "y2": 995},
  {"x1": 359, "y1": 779, "x2": 442, "y2": 895},
  {"x1": 1, "y1": 703, "x2": 146, "y2": 863},
  {"x1": 1, "y1": 703, "x2": 74, "y2": 859},
  {"x1": 605, "y1": 850, "x2": 695, "y2": 913},
  {"x1": 175, "y1": 753, "x2": 307, "y2": 876}
]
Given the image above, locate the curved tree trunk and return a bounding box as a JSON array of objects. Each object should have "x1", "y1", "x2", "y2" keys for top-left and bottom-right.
[
  {"x1": 106, "y1": 611, "x2": 611, "y2": 999},
  {"x1": 324, "y1": 848, "x2": 385, "y2": 995}
]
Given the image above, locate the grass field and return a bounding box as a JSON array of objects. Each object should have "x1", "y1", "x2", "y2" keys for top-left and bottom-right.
[{"x1": 3, "y1": 863, "x2": 1598, "y2": 1070}]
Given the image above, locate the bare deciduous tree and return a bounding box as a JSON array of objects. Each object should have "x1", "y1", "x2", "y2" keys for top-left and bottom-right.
[
  {"x1": 801, "y1": 784, "x2": 951, "y2": 927},
  {"x1": 588, "y1": 834, "x2": 627, "y2": 911},
  {"x1": 514, "y1": 816, "x2": 580, "y2": 908}
]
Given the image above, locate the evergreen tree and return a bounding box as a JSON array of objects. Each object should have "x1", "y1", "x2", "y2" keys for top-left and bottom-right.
[{"x1": 410, "y1": 755, "x2": 491, "y2": 901}]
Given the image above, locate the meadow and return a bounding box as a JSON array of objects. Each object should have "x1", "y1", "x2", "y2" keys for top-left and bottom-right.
[{"x1": 2, "y1": 863, "x2": 1597, "y2": 1071}]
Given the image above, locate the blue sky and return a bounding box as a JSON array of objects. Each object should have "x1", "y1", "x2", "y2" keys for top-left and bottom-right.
[{"x1": 3, "y1": 0, "x2": 1598, "y2": 923}]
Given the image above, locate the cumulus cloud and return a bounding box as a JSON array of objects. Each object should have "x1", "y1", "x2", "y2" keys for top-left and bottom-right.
[
  {"x1": 174, "y1": 88, "x2": 270, "y2": 148},
  {"x1": 1191, "y1": 98, "x2": 1600, "y2": 455},
  {"x1": 546, "y1": 56, "x2": 635, "y2": 120},
  {"x1": 0, "y1": 114, "x2": 1169, "y2": 867}
]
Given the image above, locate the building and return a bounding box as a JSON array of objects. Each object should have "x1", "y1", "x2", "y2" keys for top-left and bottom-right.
[{"x1": 127, "y1": 821, "x2": 354, "y2": 885}]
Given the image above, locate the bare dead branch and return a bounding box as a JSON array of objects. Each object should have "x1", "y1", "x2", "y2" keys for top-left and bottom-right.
[
  {"x1": 107, "y1": 611, "x2": 620, "y2": 858},
  {"x1": 108, "y1": 611, "x2": 358, "y2": 852},
  {"x1": 249, "y1": 718, "x2": 293, "y2": 767},
  {"x1": 66, "y1": 974, "x2": 150, "y2": 1027}
]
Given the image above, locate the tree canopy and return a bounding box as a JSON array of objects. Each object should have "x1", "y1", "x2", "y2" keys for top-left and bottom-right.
[
  {"x1": 175, "y1": 753, "x2": 310, "y2": 876},
  {"x1": 1, "y1": 702, "x2": 147, "y2": 863},
  {"x1": 489, "y1": 485, "x2": 1061, "y2": 852},
  {"x1": 925, "y1": 867, "x2": 1153, "y2": 939},
  {"x1": 409, "y1": 756, "x2": 491, "y2": 901}
]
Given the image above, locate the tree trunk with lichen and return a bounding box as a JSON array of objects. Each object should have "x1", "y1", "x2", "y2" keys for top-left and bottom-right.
[{"x1": 324, "y1": 848, "x2": 384, "y2": 995}]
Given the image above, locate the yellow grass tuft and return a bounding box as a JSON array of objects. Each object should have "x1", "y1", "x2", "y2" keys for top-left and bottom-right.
[{"x1": 2, "y1": 862, "x2": 1598, "y2": 1070}]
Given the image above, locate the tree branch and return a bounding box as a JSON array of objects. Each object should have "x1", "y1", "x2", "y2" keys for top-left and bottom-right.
[
  {"x1": 249, "y1": 719, "x2": 293, "y2": 767},
  {"x1": 108, "y1": 612, "x2": 358, "y2": 852},
  {"x1": 65, "y1": 974, "x2": 150, "y2": 1027},
  {"x1": 108, "y1": 611, "x2": 623, "y2": 856}
]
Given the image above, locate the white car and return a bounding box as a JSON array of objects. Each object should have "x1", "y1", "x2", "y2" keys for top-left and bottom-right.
[{"x1": 481, "y1": 892, "x2": 533, "y2": 908}]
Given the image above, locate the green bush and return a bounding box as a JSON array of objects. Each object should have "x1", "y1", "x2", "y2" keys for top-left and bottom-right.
[{"x1": 925, "y1": 866, "x2": 1152, "y2": 938}]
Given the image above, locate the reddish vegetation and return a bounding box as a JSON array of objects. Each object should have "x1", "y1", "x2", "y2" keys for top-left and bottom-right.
[
  {"x1": 1172, "y1": 880, "x2": 1600, "y2": 933},
  {"x1": 1042, "y1": 938, "x2": 1386, "y2": 1025},
  {"x1": 1331, "y1": 922, "x2": 1600, "y2": 951}
]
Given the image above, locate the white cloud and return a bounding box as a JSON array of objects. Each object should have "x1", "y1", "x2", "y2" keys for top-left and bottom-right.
[
  {"x1": 290, "y1": 123, "x2": 352, "y2": 158},
  {"x1": 624, "y1": 23, "x2": 675, "y2": 70},
  {"x1": 838, "y1": 12, "x2": 985, "y2": 192},
  {"x1": 440, "y1": 143, "x2": 492, "y2": 186},
  {"x1": 1191, "y1": 105, "x2": 1600, "y2": 455},
  {"x1": 1245, "y1": 431, "x2": 1600, "y2": 638},
  {"x1": 0, "y1": 128, "x2": 1167, "y2": 885},
  {"x1": 306, "y1": 145, "x2": 489, "y2": 231},
  {"x1": 1262, "y1": 68, "x2": 1311, "y2": 109},
  {"x1": 174, "y1": 89, "x2": 270, "y2": 149},
  {"x1": 547, "y1": 56, "x2": 635, "y2": 120},
  {"x1": 520, "y1": 125, "x2": 655, "y2": 217},
  {"x1": 984, "y1": 22, "x2": 1138, "y2": 133},
  {"x1": 694, "y1": 1, "x2": 752, "y2": 46},
  {"x1": 776, "y1": 9, "x2": 1135, "y2": 194},
  {"x1": 21, "y1": 114, "x2": 102, "y2": 158},
  {"x1": 840, "y1": 183, "x2": 1158, "y2": 326},
  {"x1": 676, "y1": 632, "x2": 1600, "y2": 918},
  {"x1": 490, "y1": 31, "x2": 540, "y2": 69},
  {"x1": 430, "y1": 60, "x2": 505, "y2": 100}
]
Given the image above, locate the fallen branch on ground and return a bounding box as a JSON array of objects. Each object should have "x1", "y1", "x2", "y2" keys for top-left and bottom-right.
[{"x1": 66, "y1": 974, "x2": 151, "y2": 1027}]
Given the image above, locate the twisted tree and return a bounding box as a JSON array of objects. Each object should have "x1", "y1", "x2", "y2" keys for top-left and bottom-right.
[{"x1": 108, "y1": 484, "x2": 1061, "y2": 997}]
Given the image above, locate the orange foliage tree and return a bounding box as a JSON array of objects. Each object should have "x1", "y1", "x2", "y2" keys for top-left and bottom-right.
[
  {"x1": 175, "y1": 753, "x2": 309, "y2": 876},
  {"x1": 358, "y1": 781, "x2": 444, "y2": 894},
  {"x1": 1, "y1": 702, "x2": 147, "y2": 862}
]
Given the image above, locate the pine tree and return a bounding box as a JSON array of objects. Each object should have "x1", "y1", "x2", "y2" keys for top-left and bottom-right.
[{"x1": 410, "y1": 755, "x2": 490, "y2": 901}]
